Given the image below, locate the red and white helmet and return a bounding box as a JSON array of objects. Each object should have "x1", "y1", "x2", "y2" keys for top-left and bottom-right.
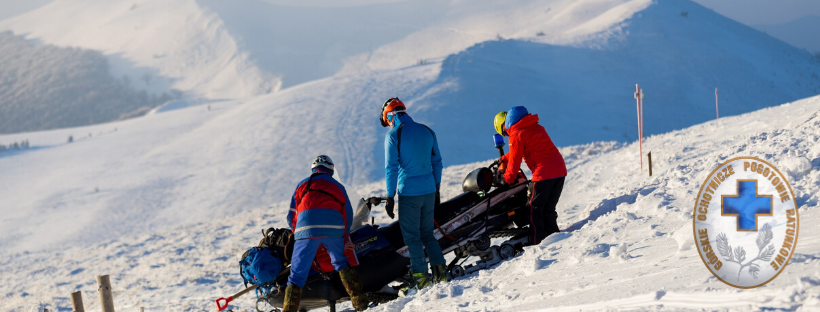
[{"x1": 311, "y1": 155, "x2": 335, "y2": 172}]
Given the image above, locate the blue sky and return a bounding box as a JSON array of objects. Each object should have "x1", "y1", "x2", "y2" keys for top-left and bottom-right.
[{"x1": 692, "y1": 0, "x2": 820, "y2": 25}]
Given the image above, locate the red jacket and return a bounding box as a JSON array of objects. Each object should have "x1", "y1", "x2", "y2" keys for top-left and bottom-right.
[{"x1": 501, "y1": 114, "x2": 567, "y2": 183}]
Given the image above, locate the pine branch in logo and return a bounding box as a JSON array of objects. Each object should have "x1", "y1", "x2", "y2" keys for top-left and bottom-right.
[
  {"x1": 716, "y1": 224, "x2": 775, "y2": 279},
  {"x1": 715, "y1": 233, "x2": 733, "y2": 261}
]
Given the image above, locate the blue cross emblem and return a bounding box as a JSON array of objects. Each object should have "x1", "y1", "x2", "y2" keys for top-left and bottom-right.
[{"x1": 722, "y1": 180, "x2": 772, "y2": 231}]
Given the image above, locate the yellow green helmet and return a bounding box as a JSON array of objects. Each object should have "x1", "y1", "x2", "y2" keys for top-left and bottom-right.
[{"x1": 494, "y1": 111, "x2": 507, "y2": 136}]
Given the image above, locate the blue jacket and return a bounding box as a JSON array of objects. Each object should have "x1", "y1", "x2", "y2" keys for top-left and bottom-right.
[
  {"x1": 288, "y1": 169, "x2": 354, "y2": 240},
  {"x1": 385, "y1": 114, "x2": 443, "y2": 197}
]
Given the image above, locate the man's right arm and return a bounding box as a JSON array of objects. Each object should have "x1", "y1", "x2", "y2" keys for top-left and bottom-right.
[
  {"x1": 385, "y1": 132, "x2": 400, "y2": 197},
  {"x1": 431, "y1": 129, "x2": 443, "y2": 188},
  {"x1": 288, "y1": 183, "x2": 299, "y2": 231}
]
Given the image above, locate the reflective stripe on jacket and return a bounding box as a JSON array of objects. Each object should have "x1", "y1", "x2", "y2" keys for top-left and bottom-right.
[{"x1": 288, "y1": 169, "x2": 354, "y2": 240}]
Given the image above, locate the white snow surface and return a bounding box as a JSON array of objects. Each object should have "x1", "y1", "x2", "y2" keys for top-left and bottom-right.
[{"x1": 2, "y1": 94, "x2": 819, "y2": 312}]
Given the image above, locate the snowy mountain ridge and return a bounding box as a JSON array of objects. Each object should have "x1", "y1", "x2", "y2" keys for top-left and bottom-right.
[{"x1": 0, "y1": 0, "x2": 663, "y2": 100}]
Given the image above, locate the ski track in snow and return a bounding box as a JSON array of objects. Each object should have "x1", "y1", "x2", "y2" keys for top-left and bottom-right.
[{"x1": 2, "y1": 96, "x2": 820, "y2": 312}]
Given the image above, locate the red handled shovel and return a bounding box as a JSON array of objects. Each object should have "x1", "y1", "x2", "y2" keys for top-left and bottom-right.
[{"x1": 215, "y1": 285, "x2": 258, "y2": 311}]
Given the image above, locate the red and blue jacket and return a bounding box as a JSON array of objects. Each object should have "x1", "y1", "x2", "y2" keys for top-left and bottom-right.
[{"x1": 288, "y1": 168, "x2": 353, "y2": 240}]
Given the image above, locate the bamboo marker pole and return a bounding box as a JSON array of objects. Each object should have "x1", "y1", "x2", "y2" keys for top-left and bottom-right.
[
  {"x1": 97, "y1": 275, "x2": 116, "y2": 312},
  {"x1": 634, "y1": 85, "x2": 644, "y2": 171},
  {"x1": 71, "y1": 291, "x2": 85, "y2": 312},
  {"x1": 640, "y1": 88, "x2": 644, "y2": 155},
  {"x1": 648, "y1": 152, "x2": 653, "y2": 177}
]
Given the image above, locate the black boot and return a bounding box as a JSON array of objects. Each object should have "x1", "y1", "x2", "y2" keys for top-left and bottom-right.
[
  {"x1": 339, "y1": 267, "x2": 368, "y2": 311},
  {"x1": 282, "y1": 285, "x2": 302, "y2": 312},
  {"x1": 400, "y1": 270, "x2": 430, "y2": 297},
  {"x1": 431, "y1": 264, "x2": 448, "y2": 284}
]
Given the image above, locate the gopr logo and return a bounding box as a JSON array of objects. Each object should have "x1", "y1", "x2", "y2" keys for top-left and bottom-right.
[{"x1": 693, "y1": 157, "x2": 799, "y2": 288}]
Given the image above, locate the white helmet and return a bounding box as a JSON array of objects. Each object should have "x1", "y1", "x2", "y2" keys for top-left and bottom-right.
[{"x1": 311, "y1": 155, "x2": 335, "y2": 172}]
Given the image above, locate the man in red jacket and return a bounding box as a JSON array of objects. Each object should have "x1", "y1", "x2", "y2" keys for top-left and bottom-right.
[
  {"x1": 494, "y1": 106, "x2": 567, "y2": 245},
  {"x1": 284, "y1": 155, "x2": 367, "y2": 312}
]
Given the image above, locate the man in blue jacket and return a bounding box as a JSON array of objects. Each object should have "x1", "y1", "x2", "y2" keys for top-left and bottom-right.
[
  {"x1": 379, "y1": 97, "x2": 446, "y2": 295},
  {"x1": 284, "y1": 155, "x2": 367, "y2": 312}
]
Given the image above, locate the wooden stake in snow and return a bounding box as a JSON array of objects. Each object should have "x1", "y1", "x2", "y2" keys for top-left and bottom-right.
[
  {"x1": 71, "y1": 291, "x2": 85, "y2": 312},
  {"x1": 97, "y1": 275, "x2": 116, "y2": 312},
  {"x1": 635, "y1": 85, "x2": 644, "y2": 171},
  {"x1": 648, "y1": 152, "x2": 653, "y2": 176},
  {"x1": 715, "y1": 88, "x2": 719, "y2": 119}
]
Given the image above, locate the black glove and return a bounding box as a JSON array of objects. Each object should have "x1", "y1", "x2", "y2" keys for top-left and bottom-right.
[
  {"x1": 385, "y1": 197, "x2": 395, "y2": 219},
  {"x1": 494, "y1": 170, "x2": 509, "y2": 187},
  {"x1": 435, "y1": 185, "x2": 441, "y2": 208}
]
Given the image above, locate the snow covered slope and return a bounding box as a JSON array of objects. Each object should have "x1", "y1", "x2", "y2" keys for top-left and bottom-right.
[
  {"x1": 3, "y1": 0, "x2": 584, "y2": 99},
  {"x1": 2, "y1": 0, "x2": 819, "y2": 256},
  {"x1": 371, "y1": 100, "x2": 820, "y2": 312},
  {"x1": 2, "y1": 95, "x2": 819, "y2": 312},
  {"x1": 0, "y1": 0, "x2": 276, "y2": 99}
]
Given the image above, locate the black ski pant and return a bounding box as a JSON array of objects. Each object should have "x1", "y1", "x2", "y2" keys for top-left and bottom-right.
[{"x1": 529, "y1": 177, "x2": 564, "y2": 245}]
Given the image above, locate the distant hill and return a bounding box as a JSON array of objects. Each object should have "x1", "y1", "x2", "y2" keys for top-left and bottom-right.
[
  {"x1": 415, "y1": 0, "x2": 820, "y2": 157},
  {"x1": 0, "y1": 31, "x2": 177, "y2": 134},
  {"x1": 754, "y1": 15, "x2": 820, "y2": 55}
]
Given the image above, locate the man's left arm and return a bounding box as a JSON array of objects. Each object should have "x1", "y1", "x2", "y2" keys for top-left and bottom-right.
[{"x1": 343, "y1": 188, "x2": 354, "y2": 234}]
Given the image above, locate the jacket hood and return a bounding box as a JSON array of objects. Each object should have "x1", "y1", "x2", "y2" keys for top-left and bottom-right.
[
  {"x1": 505, "y1": 106, "x2": 529, "y2": 129},
  {"x1": 390, "y1": 113, "x2": 412, "y2": 127},
  {"x1": 508, "y1": 114, "x2": 539, "y2": 133}
]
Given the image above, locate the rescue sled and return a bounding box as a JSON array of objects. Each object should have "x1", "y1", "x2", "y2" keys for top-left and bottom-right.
[{"x1": 261, "y1": 159, "x2": 533, "y2": 311}]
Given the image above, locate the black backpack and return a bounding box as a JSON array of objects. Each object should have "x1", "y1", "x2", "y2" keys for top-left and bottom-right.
[{"x1": 258, "y1": 227, "x2": 294, "y2": 266}]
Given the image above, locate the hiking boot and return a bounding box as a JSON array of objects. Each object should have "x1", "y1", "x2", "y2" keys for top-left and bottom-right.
[
  {"x1": 282, "y1": 285, "x2": 302, "y2": 312},
  {"x1": 431, "y1": 264, "x2": 448, "y2": 284},
  {"x1": 339, "y1": 266, "x2": 368, "y2": 311},
  {"x1": 399, "y1": 271, "x2": 430, "y2": 297}
]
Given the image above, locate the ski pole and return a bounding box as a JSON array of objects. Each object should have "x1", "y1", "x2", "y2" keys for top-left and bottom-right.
[{"x1": 216, "y1": 285, "x2": 258, "y2": 311}]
